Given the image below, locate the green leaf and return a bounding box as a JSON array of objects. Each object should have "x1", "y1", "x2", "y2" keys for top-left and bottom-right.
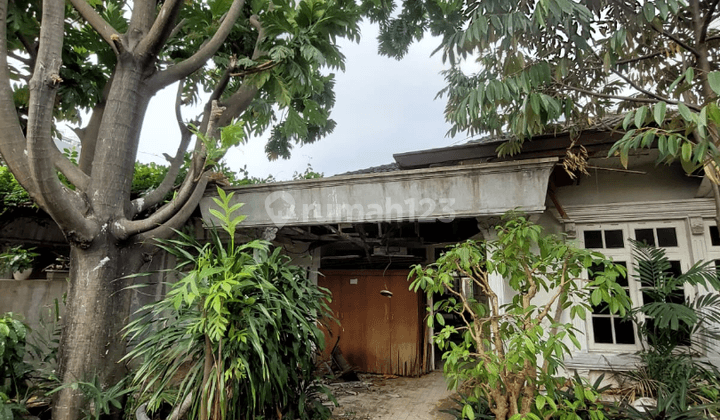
[
  {"x1": 709, "y1": 72, "x2": 720, "y2": 95},
  {"x1": 536, "y1": 394, "x2": 546, "y2": 410},
  {"x1": 685, "y1": 67, "x2": 695, "y2": 84},
  {"x1": 681, "y1": 141, "x2": 693, "y2": 162},
  {"x1": 462, "y1": 404, "x2": 476, "y2": 420},
  {"x1": 698, "y1": 106, "x2": 708, "y2": 131},
  {"x1": 622, "y1": 111, "x2": 634, "y2": 131},
  {"x1": 642, "y1": 2, "x2": 655, "y2": 22},
  {"x1": 641, "y1": 130, "x2": 655, "y2": 148},
  {"x1": 653, "y1": 101, "x2": 667, "y2": 125},
  {"x1": 634, "y1": 105, "x2": 647, "y2": 128},
  {"x1": 677, "y1": 102, "x2": 693, "y2": 122}
]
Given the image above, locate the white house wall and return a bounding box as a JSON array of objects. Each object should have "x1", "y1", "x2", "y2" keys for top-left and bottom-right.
[
  {"x1": 554, "y1": 159, "x2": 700, "y2": 207},
  {"x1": 533, "y1": 158, "x2": 719, "y2": 377}
]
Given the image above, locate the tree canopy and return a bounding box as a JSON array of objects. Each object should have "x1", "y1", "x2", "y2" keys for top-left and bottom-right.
[{"x1": 373, "y1": 0, "x2": 720, "y2": 176}]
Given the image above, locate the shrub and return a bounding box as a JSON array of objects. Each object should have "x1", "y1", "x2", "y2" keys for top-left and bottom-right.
[
  {"x1": 410, "y1": 215, "x2": 630, "y2": 420},
  {"x1": 614, "y1": 242, "x2": 720, "y2": 419},
  {"x1": 124, "y1": 188, "x2": 334, "y2": 420}
]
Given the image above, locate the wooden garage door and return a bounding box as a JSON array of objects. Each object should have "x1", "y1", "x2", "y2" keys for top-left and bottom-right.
[{"x1": 319, "y1": 269, "x2": 429, "y2": 376}]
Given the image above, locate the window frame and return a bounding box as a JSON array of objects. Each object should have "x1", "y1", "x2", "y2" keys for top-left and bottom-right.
[{"x1": 578, "y1": 220, "x2": 692, "y2": 352}]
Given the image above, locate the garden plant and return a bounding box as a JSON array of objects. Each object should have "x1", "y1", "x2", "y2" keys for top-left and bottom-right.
[
  {"x1": 410, "y1": 215, "x2": 631, "y2": 420},
  {"x1": 616, "y1": 241, "x2": 720, "y2": 420},
  {"x1": 124, "y1": 188, "x2": 334, "y2": 420}
]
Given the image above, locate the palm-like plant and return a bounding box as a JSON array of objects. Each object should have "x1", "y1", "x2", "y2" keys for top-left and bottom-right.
[
  {"x1": 630, "y1": 240, "x2": 720, "y2": 356},
  {"x1": 617, "y1": 241, "x2": 720, "y2": 419}
]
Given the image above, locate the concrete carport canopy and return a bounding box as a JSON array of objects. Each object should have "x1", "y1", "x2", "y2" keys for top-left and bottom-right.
[{"x1": 199, "y1": 157, "x2": 558, "y2": 229}]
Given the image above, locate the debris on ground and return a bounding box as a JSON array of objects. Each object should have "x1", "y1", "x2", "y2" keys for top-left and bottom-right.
[{"x1": 320, "y1": 372, "x2": 458, "y2": 420}]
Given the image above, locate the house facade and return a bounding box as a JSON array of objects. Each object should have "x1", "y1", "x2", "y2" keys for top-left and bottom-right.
[{"x1": 202, "y1": 127, "x2": 720, "y2": 378}]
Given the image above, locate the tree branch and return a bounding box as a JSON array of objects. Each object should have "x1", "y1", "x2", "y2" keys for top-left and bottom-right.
[
  {"x1": 168, "y1": 18, "x2": 187, "y2": 41},
  {"x1": 0, "y1": 0, "x2": 35, "y2": 197},
  {"x1": 13, "y1": 30, "x2": 37, "y2": 68},
  {"x1": 128, "y1": 0, "x2": 158, "y2": 46},
  {"x1": 614, "y1": 51, "x2": 664, "y2": 67},
  {"x1": 50, "y1": 147, "x2": 90, "y2": 191},
  {"x1": 147, "y1": 0, "x2": 246, "y2": 92},
  {"x1": 651, "y1": 24, "x2": 700, "y2": 58},
  {"x1": 114, "y1": 163, "x2": 200, "y2": 239},
  {"x1": 25, "y1": 0, "x2": 96, "y2": 242},
  {"x1": 135, "y1": 0, "x2": 184, "y2": 64},
  {"x1": 77, "y1": 74, "x2": 113, "y2": 174},
  {"x1": 216, "y1": 84, "x2": 259, "y2": 127},
  {"x1": 558, "y1": 82, "x2": 702, "y2": 111},
  {"x1": 134, "y1": 173, "x2": 210, "y2": 249},
  {"x1": 609, "y1": 67, "x2": 688, "y2": 108},
  {"x1": 130, "y1": 81, "x2": 194, "y2": 215},
  {"x1": 69, "y1": 0, "x2": 121, "y2": 54},
  {"x1": 700, "y1": 0, "x2": 720, "y2": 43},
  {"x1": 249, "y1": 14, "x2": 266, "y2": 61},
  {"x1": 117, "y1": 100, "x2": 224, "y2": 238}
]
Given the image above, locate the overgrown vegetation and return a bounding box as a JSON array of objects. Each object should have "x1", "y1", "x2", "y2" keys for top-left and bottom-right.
[
  {"x1": 124, "y1": 188, "x2": 333, "y2": 420},
  {"x1": 410, "y1": 216, "x2": 630, "y2": 420},
  {"x1": 615, "y1": 242, "x2": 720, "y2": 419},
  {"x1": 427, "y1": 226, "x2": 720, "y2": 420},
  {"x1": 0, "y1": 314, "x2": 33, "y2": 419},
  {"x1": 0, "y1": 167, "x2": 31, "y2": 213}
]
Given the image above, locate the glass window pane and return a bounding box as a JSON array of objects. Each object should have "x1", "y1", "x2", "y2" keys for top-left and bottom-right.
[
  {"x1": 584, "y1": 230, "x2": 603, "y2": 248},
  {"x1": 592, "y1": 303, "x2": 610, "y2": 315},
  {"x1": 657, "y1": 228, "x2": 678, "y2": 247},
  {"x1": 604, "y1": 230, "x2": 624, "y2": 248},
  {"x1": 588, "y1": 263, "x2": 602, "y2": 279},
  {"x1": 635, "y1": 229, "x2": 655, "y2": 246},
  {"x1": 711, "y1": 226, "x2": 720, "y2": 246},
  {"x1": 592, "y1": 317, "x2": 613, "y2": 343},
  {"x1": 615, "y1": 261, "x2": 628, "y2": 287},
  {"x1": 614, "y1": 319, "x2": 636, "y2": 344},
  {"x1": 668, "y1": 260, "x2": 682, "y2": 278}
]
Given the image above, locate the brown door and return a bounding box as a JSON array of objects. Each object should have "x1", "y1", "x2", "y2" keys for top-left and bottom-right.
[{"x1": 319, "y1": 269, "x2": 428, "y2": 376}]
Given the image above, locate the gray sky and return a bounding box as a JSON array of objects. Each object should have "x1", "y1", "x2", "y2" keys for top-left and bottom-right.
[{"x1": 138, "y1": 21, "x2": 462, "y2": 180}]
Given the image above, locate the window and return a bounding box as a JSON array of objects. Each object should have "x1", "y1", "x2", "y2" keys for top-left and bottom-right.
[
  {"x1": 588, "y1": 262, "x2": 635, "y2": 345},
  {"x1": 579, "y1": 222, "x2": 690, "y2": 350}
]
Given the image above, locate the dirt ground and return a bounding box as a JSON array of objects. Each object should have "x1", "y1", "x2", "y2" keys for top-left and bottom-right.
[{"x1": 324, "y1": 373, "x2": 460, "y2": 420}]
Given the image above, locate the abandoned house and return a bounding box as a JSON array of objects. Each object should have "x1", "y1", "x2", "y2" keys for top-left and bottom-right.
[
  {"x1": 199, "y1": 122, "x2": 720, "y2": 379},
  {"x1": 3, "y1": 121, "x2": 719, "y2": 380}
]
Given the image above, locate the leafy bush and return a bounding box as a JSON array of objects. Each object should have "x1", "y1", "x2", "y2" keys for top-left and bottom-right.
[
  {"x1": 440, "y1": 393, "x2": 494, "y2": 420},
  {"x1": 47, "y1": 376, "x2": 130, "y2": 420},
  {"x1": 124, "y1": 188, "x2": 334, "y2": 420},
  {"x1": 410, "y1": 215, "x2": 630, "y2": 420},
  {"x1": 628, "y1": 240, "x2": 720, "y2": 356},
  {"x1": 0, "y1": 246, "x2": 39, "y2": 274},
  {"x1": 0, "y1": 303, "x2": 64, "y2": 420},
  {"x1": 614, "y1": 242, "x2": 720, "y2": 419},
  {"x1": 130, "y1": 162, "x2": 180, "y2": 196},
  {"x1": 0, "y1": 314, "x2": 33, "y2": 419},
  {"x1": 0, "y1": 167, "x2": 32, "y2": 212}
]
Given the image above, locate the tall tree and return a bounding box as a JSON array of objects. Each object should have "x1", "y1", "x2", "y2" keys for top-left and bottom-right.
[
  {"x1": 372, "y1": 0, "x2": 720, "y2": 210},
  {"x1": 0, "y1": 0, "x2": 362, "y2": 418}
]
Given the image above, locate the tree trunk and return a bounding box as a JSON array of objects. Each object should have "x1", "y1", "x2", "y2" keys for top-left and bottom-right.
[{"x1": 53, "y1": 237, "x2": 140, "y2": 420}]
